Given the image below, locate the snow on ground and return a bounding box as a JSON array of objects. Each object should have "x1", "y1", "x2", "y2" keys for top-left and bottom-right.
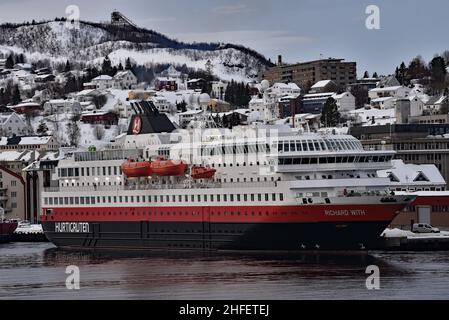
[
  {"x1": 382, "y1": 228, "x2": 449, "y2": 239},
  {"x1": 103, "y1": 48, "x2": 254, "y2": 83},
  {"x1": 14, "y1": 223, "x2": 43, "y2": 235}
]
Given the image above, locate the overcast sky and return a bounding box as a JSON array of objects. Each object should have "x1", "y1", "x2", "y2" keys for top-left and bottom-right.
[{"x1": 0, "y1": 0, "x2": 448, "y2": 76}]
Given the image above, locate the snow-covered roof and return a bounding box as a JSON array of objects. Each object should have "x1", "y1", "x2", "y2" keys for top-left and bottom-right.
[
  {"x1": 179, "y1": 109, "x2": 203, "y2": 116},
  {"x1": 93, "y1": 75, "x2": 113, "y2": 81},
  {"x1": 157, "y1": 77, "x2": 177, "y2": 82},
  {"x1": 371, "y1": 97, "x2": 394, "y2": 103},
  {"x1": 76, "y1": 89, "x2": 99, "y2": 96},
  {"x1": 19, "y1": 136, "x2": 53, "y2": 145},
  {"x1": 332, "y1": 92, "x2": 353, "y2": 100},
  {"x1": 311, "y1": 80, "x2": 333, "y2": 89},
  {"x1": 370, "y1": 86, "x2": 403, "y2": 92},
  {"x1": 303, "y1": 92, "x2": 335, "y2": 99},
  {"x1": 378, "y1": 159, "x2": 446, "y2": 186},
  {"x1": 114, "y1": 70, "x2": 135, "y2": 79}
]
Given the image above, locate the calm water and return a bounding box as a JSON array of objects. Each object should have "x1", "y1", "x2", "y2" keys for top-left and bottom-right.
[{"x1": 1, "y1": 242, "x2": 449, "y2": 300}]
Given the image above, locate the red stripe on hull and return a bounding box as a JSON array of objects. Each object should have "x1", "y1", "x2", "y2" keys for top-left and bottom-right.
[{"x1": 41, "y1": 203, "x2": 406, "y2": 223}]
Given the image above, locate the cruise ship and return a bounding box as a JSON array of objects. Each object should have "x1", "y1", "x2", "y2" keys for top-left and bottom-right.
[{"x1": 40, "y1": 102, "x2": 415, "y2": 251}]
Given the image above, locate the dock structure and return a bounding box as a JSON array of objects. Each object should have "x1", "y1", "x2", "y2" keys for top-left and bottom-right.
[{"x1": 111, "y1": 11, "x2": 138, "y2": 29}]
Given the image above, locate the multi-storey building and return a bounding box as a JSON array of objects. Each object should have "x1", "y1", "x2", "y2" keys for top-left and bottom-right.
[{"x1": 259, "y1": 57, "x2": 357, "y2": 90}]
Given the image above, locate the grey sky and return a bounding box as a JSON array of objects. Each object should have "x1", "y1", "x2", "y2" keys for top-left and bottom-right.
[{"x1": 0, "y1": 0, "x2": 448, "y2": 76}]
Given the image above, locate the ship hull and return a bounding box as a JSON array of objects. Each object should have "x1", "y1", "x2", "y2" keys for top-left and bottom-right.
[
  {"x1": 42, "y1": 204, "x2": 405, "y2": 251},
  {"x1": 0, "y1": 222, "x2": 18, "y2": 244}
]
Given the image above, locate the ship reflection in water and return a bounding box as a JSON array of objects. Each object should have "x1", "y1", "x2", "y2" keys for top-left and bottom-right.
[{"x1": 1, "y1": 243, "x2": 449, "y2": 300}]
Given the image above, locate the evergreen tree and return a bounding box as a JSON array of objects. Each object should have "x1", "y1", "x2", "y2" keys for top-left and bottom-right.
[
  {"x1": 395, "y1": 62, "x2": 408, "y2": 85},
  {"x1": 429, "y1": 56, "x2": 447, "y2": 92},
  {"x1": 321, "y1": 97, "x2": 340, "y2": 127},
  {"x1": 125, "y1": 58, "x2": 132, "y2": 70},
  {"x1": 36, "y1": 120, "x2": 49, "y2": 135},
  {"x1": 363, "y1": 71, "x2": 370, "y2": 78},
  {"x1": 64, "y1": 60, "x2": 71, "y2": 72},
  {"x1": 11, "y1": 84, "x2": 21, "y2": 105},
  {"x1": 101, "y1": 56, "x2": 113, "y2": 76},
  {"x1": 5, "y1": 55, "x2": 14, "y2": 69},
  {"x1": 372, "y1": 72, "x2": 378, "y2": 78},
  {"x1": 64, "y1": 75, "x2": 77, "y2": 93}
]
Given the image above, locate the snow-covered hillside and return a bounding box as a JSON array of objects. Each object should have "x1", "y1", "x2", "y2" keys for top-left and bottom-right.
[{"x1": 0, "y1": 20, "x2": 271, "y2": 82}]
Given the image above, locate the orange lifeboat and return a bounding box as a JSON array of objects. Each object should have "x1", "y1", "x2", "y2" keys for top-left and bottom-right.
[
  {"x1": 150, "y1": 160, "x2": 187, "y2": 177},
  {"x1": 191, "y1": 166, "x2": 216, "y2": 179},
  {"x1": 121, "y1": 160, "x2": 153, "y2": 178}
]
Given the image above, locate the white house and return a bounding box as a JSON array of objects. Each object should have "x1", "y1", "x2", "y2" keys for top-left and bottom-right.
[
  {"x1": 332, "y1": 92, "x2": 356, "y2": 112},
  {"x1": 309, "y1": 80, "x2": 337, "y2": 94},
  {"x1": 211, "y1": 81, "x2": 228, "y2": 100},
  {"x1": 371, "y1": 97, "x2": 395, "y2": 109},
  {"x1": 249, "y1": 96, "x2": 277, "y2": 122},
  {"x1": 113, "y1": 70, "x2": 138, "y2": 90},
  {"x1": 161, "y1": 65, "x2": 182, "y2": 79},
  {"x1": 369, "y1": 86, "x2": 410, "y2": 100},
  {"x1": 43, "y1": 99, "x2": 82, "y2": 115},
  {"x1": 92, "y1": 75, "x2": 114, "y2": 90},
  {"x1": 0, "y1": 113, "x2": 30, "y2": 137},
  {"x1": 178, "y1": 109, "x2": 203, "y2": 128},
  {"x1": 151, "y1": 96, "x2": 173, "y2": 113},
  {"x1": 269, "y1": 83, "x2": 301, "y2": 97}
]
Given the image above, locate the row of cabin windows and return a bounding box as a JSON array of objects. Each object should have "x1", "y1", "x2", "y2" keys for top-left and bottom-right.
[
  {"x1": 200, "y1": 143, "x2": 271, "y2": 156},
  {"x1": 59, "y1": 166, "x2": 122, "y2": 178},
  {"x1": 49, "y1": 210, "x2": 299, "y2": 219},
  {"x1": 278, "y1": 155, "x2": 393, "y2": 165},
  {"x1": 44, "y1": 193, "x2": 285, "y2": 206},
  {"x1": 277, "y1": 139, "x2": 361, "y2": 153}
]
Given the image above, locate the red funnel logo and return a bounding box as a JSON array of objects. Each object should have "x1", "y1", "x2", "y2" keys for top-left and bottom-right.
[{"x1": 132, "y1": 116, "x2": 142, "y2": 135}]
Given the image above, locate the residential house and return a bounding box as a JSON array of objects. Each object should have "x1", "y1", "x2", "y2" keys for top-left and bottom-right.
[
  {"x1": 211, "y1": 81, "x2": 228, "y2": 100},
  {"x1": 113, "y1": 70, "x2": 138, "y2": 90},
  {"x1": 187, "y1": 78, "x2": 206, "y2": 91},
  {"x1": 151, "y1": 96, "x2": 173, "y2": 113},
  {"x1": 308, "y1": 80, "x2": 338, "y2": 94},
  {"x1": 368, "y1": 86, "x2": 410, "y2": 100},
  {"x1": 178, "y1": 109, "x2": 203, "y2": 128},
  {"x1": 161, "y1": 65, "x2": 182, "y2": 79},
  {"x1": 92, "y1": 75, "x2": 114, "y2": 90},
  {"x1": 43, "y1": 99, "x2": 82, "y2": 115},
  {"x1": 301, "y1": 91, "x2": 355, "y2": 114},
  {"x1": 34, "y1": 74, "x2": 55, "y2": 83},
  {"x1": 0, "y1": 135, "x2": 59, "y2": 151},
  {"x1": 81, "y1": 111, "x2": 119, "y2": 126},
  {"x1": 155, "y1": 77, "x2": 178, "y2": 91},
  {"x1": 0, "y1": 113, "x2": 30, "y2": 137},
  {"x1": 9, "y1": 102, "x2": 43, "y2": 115},
  {"x1": 269, "y1": 82, "x2": 301, "y2": 97},
  {"x1": 424, "y1": 95, "x2": 449, "y2": 115}
]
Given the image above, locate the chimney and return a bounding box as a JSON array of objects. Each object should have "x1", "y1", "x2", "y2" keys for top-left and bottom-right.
[{"x1": 278, "y1": 55, "x2": 283, "y2": 66}]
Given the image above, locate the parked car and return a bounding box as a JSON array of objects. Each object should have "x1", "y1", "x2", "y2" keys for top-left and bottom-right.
[{"x1": 412, "y1": 223, "x2": 440, "y2": 234}]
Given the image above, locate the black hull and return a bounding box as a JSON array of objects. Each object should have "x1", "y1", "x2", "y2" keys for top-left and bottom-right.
[
  {"x1": 42, "y1": 221, "x2": 388, "y2": 251},
  {"x1": 0, "y1": 234, "x2": 14, "y2": 244}
]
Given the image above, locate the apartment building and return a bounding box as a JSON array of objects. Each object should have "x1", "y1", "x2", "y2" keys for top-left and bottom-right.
[{"x1": 259, "y1": 57, "x2": 357, "y2": 90}]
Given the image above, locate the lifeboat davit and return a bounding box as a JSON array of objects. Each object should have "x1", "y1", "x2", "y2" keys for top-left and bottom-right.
[
  {"x1": 121, "y1": 160, "x2": 153, "y2": 178},
  {"x1": 150, "y1": 160, "x2": 187, "y2": 177},
  {"x1": 191, "y1": 166, "x2": 216, "y2": 179}
]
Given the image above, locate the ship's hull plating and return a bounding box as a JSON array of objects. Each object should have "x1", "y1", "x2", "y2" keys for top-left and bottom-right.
[
  {"x1": 42, "y1": 220, "x2": 393, "y2": 251},
  {"x1": 0, "y1": 222, "x2": 18, "y2": 244},
  {"x1": 41, "y1": 201, "x2": 409, "y2": 251}
]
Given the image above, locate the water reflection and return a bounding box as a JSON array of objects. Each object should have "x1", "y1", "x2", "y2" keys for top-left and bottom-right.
[{"x1": 2, "y1": 243, "x2": 449, "y2": 300}]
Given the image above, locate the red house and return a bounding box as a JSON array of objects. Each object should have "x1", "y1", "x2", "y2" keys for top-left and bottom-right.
[
  {"x1": 81, "y1": 111, "x2": 119, "y2": 126},
  {"x1": 155, "y1": 77, "x2": 178, "y2": 91}
]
